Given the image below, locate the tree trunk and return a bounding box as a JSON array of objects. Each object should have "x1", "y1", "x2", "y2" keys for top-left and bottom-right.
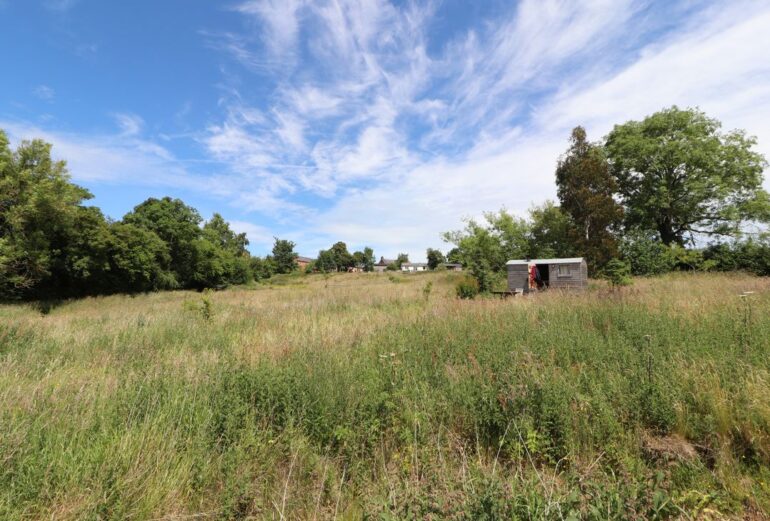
[{"x1": 657, "y1": 219, "x2": 684, "y2": 246}]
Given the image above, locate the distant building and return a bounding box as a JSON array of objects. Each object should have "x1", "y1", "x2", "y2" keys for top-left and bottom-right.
[
  {"x1": 441, "y1": 263, "x2": 463, "y2": 272},
  {"x1": 373, "y1": 256, "x2": 395, "y2": 273},
  {"x1": 401, "y1": 262, "x2": 428, "y2": 273},
  {"x1": 296, "y1": 256, "x2": 315, "y2": 270}
]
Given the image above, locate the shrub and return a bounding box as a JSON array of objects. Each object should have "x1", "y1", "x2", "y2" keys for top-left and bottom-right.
[
  {"x1": 422, "y1": 281, "x2": 433, "y2": 301},
  {"x1": 603, "y1": 258, "x2": 632, "y2": 289},
  {"x1": 619, "y1": 232, "x2": 674, "y2": 276},
  {"x1": 455, "y1": 276, "x2": 479, "y2": 299}
]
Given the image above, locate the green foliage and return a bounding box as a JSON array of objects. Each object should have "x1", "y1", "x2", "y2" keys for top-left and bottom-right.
[
  {"x1": 330, "y1": 241, "x2": 354, "y2": 271},
  {"x1": 315, "y1": 249, "x2": 337, "y2": 273},
  {"x1": 426, "y1": 248, "x2": 445, "y2": 270},
  {"x1": 455, "y1": 276, "x2": 479, "y2": 299},
  {"x1": 271, "y1": 238, "x2": 298, "y2": 274},
  {"x1": 361, "y1": 246, "x2": 375, "y2": 272},
  {"x1": 446, "y1": 247, "x2": 462, "y2": 264},
  {"x1": 527, "y1": 201, "x2": 577, "y2": 259},
  {"x1": 0, "y1": 131, "x2": 257, "y2": 298},
  {"x1": 123, "y1": 197, "x2": 203, "y2": 286},
  {"x1": 422, "y1": 281, "x2": 433, "y2": 301},
  {"x1": 620, "y1": 232, "x2": 676, "y2": 276},
  {"x1": 183, "y1": 289, "x2": 215, "y2": 320},
  {"x1": 107, "y1": 223, "x2": 175, "y2": 292},
  {"x1": 603, "y1": 258, "x2": 632, "y2": 288},
  {"x1": 605, "y1": 106, "x2": 769, "y2": 245},
  {"x1": 556, "y1": 127, "x2": 623, "y2": 270},
  {"x1": 249, "y1": 255, "x2": 276, "y2": 281},
  {"x1": 0, "y1": 132, "x2": 93, "y2": 298},
  {"x1": 702, "y1": 239, "x2": 770, "y2": 276}
]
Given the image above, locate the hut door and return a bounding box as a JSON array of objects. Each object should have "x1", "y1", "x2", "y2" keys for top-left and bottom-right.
[{"x1": 536, "y1": 264, "x2": 549, "y2": 288}]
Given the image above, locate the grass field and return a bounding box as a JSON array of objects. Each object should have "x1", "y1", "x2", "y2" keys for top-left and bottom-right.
[{"x1": 1, "y1": 271, "x2": 769, "y2": 520}]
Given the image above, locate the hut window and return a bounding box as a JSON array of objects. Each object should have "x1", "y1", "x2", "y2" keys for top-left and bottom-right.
[{"x1": 557, "y1": 265, "x2": 571, "y2": 277}]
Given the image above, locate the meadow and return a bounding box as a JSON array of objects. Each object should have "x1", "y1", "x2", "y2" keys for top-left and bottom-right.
[{"x1": 1, "y1": 271, "x2": 769, "y2": 520}]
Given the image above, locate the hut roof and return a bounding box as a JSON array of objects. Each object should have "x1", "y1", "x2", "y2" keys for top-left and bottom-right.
[{"x1": 506, "y1": 257, "x2": 584, "y2": 266}]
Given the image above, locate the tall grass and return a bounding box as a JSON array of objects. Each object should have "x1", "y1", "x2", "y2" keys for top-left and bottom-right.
[{"x1": 1, "y1": 272, "x2": 769, "y2": 519}]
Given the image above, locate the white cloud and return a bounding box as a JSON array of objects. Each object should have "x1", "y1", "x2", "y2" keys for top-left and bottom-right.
[
  {"x1": 7, "y1": 1, "x2": 770, "y2": 262},
  {"x1": 235, "y1": 0, "x2": 305, "y2": 61},
  {"x1": 33, "y1": 85, "x2": 55, "y2": 102},
  {"x1": 228, "y1": 220, "x2": 274, "y2": 250},
  {"x1": 113, "y1": 113, "x2": 144, "y2": 136},
  {"x1": 1, "y1": 120, "x2": 203, "y2": 191}
]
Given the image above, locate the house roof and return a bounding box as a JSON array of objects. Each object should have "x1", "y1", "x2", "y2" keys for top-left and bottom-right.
[
  {"x1": 296, "y1": 256, "x2": 315, "y2": 263},
  {"x1": 402, "y1": 262, "x2": 428, "y2": 267},
  {"x1": 506, "y1": 257, "x2": 584, "y2": 266},
  {"x1": 441, "y1": 263, "x2": 462, "y2": 267},
  {"x1": 375, "y1": 258, "x2": 395, "y2": 266}
]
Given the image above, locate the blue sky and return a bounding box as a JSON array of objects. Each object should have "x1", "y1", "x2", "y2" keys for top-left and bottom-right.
[{"x1": 2, "y1": 0, "x2": 770, "y2": 260}]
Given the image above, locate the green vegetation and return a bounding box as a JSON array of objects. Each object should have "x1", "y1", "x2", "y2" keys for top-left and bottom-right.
[
  {"x1": 556, "y1": 126, "x2": 623, "y2": 270},
  {"x1": 605, "y1": 107, "x2": 769, "y2": 246},
  {"x1": 0, "y1": 129, "x2": 310, "y2": 299},
  {"x1": 444, "y1": 106, "x2": 770, "y2": 291},
  {"x1": 2, "y1": 272, "x2": 769, "y2": 519}
]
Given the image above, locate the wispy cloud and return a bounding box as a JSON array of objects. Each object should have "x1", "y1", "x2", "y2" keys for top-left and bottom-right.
[
  {"x1": 33, "y1": 85, "x2": 55, "y2": 102},
  {"x1": 5, "y1": 1, "x2": 769, "y2": 260},
  {"x1": 199, "y1": 0, "x2": 770, "y2": 259},
  {"x1": 113, "y1": 113, "x2": 144, "y2": 136},
  {"x1": 0, "y1": 120, "x2": 202, "y2": 191}
]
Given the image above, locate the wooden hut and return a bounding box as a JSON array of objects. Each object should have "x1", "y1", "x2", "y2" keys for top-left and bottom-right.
[{"x1": 507, "y1": 258, "x2": 588, "y2": 293}]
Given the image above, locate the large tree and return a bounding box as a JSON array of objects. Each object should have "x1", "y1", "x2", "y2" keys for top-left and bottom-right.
[
  {"x1": 605, "y1": 107, "x2": 769, "y2": 245},
  {"x1": 123, "y1": 197, "x2": 203, "y2": 286},
  {"x1": 0, "y1": 133, "x2": 93, "y2": 298},
  {"x1": 527, "y1": 201, "x2": 576, "y2": 259},
  {"x1": 426, "y1": 248, "x2": 445, "y2": 270},
  {"x1": 271, "y1": 238, "x2": 298, "y2": 274},
  {"x1": 330, "y1": 241, "x2": 354, "y2": 271},
  {"x1": 203, "y1": 213, "x2": 248, "y2": 256},
  {"x1": 556, "y1": 127, "x2": 624, "y2": 269}
]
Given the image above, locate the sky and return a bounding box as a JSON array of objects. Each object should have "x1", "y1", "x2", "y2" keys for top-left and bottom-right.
[{"x1": 2, "y1": 0, "x2": 770, "y2": 260}]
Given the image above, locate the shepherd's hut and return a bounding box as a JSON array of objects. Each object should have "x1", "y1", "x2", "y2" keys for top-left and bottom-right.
[{"x1": 507, "y1": 257, "x2": 588, "y2": 294}]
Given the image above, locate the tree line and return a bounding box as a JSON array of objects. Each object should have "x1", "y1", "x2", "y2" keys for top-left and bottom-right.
[
  {"x1": 3, "y1": 106, "x2": 769, "y2": 300},
  {"x1": 0, "y1": 131, "x2": 317, "y2": 300},
  {"x1": 443, "y1": 106, "x2": 770, "y2": 291}
]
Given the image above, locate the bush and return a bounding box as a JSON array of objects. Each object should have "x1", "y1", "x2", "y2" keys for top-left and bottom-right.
[
  {"x1": 619, "y1": 233, "x2": 674, "y2": 276},
  {"x1": 603, "y1": 258, "x2": 632, "y2": 288},
  {"x1": 455, "y1": 277, "x2": 479, "y2": 299}
]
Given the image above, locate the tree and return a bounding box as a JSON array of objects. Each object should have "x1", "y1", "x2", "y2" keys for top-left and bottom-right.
[
  {"x1": 605, "y1": 107, "x2": 769, "y2": 245},
  {"x1": 351, "y1": 247, "x2": 375, "y2": 271},
  {"x1": 203, "y1": 213, "x2": 248, "y2": 256},
  {"x1": 395, "y1": 253, "x2": 409, "y2": 268},
  {"x1": 527, "y1": 201, "x2": 576, "y2": 259},
  {"x1": 0, "y1": 133, "x2": 93, "y2": 298},
  {"x1": 446, "y1": 247, "x2": 462, "y2": 264},
  {"x1": 201, "y1": 214, "x2": 252, "y2": 287},
  {"x1": 442, "y1": 210, "x2": 530, "y2": 274},
  {"x1": 107, "y1": 223, "x2": 174, "y2": 292},
  {"x1": 315, "y1": 249, "x2": 337, "y2": 273},
  {"x1": 426, "y1": 248, "x2": 445, "y2": 270},
  {"x1": 250, "y1": 256, "x2": 276, "y2": 280},
  {"x1": 330, "y1": 242, "x2": 354, "y2": 271},
  {"x1": 603, "y1": 258, "x2": 632, "y2": 289},
  {"x1": 271, "y1": 238, "x2": 297, "y2": 274},
  {"x1": 362, "y1": 247, "x2": 375, "y2": 272},
  {"x1": 123, "y1": 197, "x2": 203, "y2": 287},
  {"x1": 556, "y1": 127, "x2": 624, "y2": 270}
]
